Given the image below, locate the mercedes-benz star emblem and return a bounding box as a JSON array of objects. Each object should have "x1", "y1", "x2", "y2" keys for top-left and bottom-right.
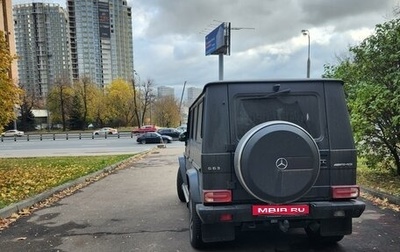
[{"x1": 275, "y1": 158, "x2": 288, "y2": 170}]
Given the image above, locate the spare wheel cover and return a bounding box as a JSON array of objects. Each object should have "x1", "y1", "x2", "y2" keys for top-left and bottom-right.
[{"x1": 234, "y1": 120, "x2": 320, "y2": 204}]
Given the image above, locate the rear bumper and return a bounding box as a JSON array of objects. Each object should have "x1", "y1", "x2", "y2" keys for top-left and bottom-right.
[{"x1": 197, "y1": 200, "x2": 365, "y2": 224}]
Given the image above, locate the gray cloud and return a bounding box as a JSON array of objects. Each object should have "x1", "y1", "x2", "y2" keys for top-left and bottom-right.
[
  {"x1": 13, "y1": 0, "x2": 400, "y2": 95},
  {"x1": 299, "y1": 0, "x2": 392, "y2": 24},
  {"x1": 132, "y1": 0, "x2": 398, "y2": 93}
]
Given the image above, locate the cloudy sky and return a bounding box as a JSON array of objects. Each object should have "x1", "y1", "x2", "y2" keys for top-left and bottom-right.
[{"x1": 14, "y1": 0, "x2": 399, "y2": 96}]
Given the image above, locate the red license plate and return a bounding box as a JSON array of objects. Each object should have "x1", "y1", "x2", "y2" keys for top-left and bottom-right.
[{"x1": 252, "y1": 204, "x2": 309, "y2": 216}]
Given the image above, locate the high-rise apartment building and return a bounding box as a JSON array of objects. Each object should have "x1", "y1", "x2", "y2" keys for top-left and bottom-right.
[
  {"x1": 186, "y1": 87, "x2": 202, "y2": 106},
  {"x1": 157, "y1": 86, "x2": 174, "y2": 98},
  {"x1": 13, "y1": 3, "x2": 72, "y2": 99},
  {"x1": 67, "y1": 0, "x2": 134, "y2": 88}
]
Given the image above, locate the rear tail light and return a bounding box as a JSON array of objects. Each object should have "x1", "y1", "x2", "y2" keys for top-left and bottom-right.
[
  {"x1": 332, "y1": 185, "x2": 360, "y2": 199},
  {"x1": 203, "y1": 190, "x2": 232, "y2": 203}
]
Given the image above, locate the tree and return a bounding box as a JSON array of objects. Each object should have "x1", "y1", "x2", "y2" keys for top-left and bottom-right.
[
  {"x1": 18, "y1": 94, "x2": 37, "y2": 131},
  {"x1": 153, "y1": 96, "x2": 180, "y2": 127},
  {"x1": 131, "y1": 78, "x2": 141, "y2": 127},
  {"x1": 92, "y1": 89, "x2": 109, "y2": 127},
  {"x1": 71, "y1": 77, "x2": 102, "y2": 129},
  {"x1": 106, "y1": 79, "x2": 134, "y2": 126},
  {"x1": 140, "y1": 79, "x2": 155, "y2": 125},
  {"x1": 0, "y1": 30, "x2": 22, "y2": 132},
  {"x1": 324, "y1": 18, "x2": 400, "y2": 175},
  {"x1": 68, "y1": 93, "x2": 85, "y2": 130},
  {"x1": 131, "y1": 78, "x2": 155, "y2": 127},
  {"x1": 47, "y1": 78, "x2": 73, "y2": 131}
]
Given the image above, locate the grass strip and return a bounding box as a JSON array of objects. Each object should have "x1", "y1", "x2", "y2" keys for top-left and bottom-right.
[
  {"x1": 357, "y1": 165, "x2": 400, "y2": 197},
  {"x1": 0, "y1": 155, "x2": 133, "y2": 209}
]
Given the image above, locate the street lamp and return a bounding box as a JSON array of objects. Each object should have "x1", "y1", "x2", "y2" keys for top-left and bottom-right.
[
  {"x1": 133, "y1": 70, "x2": 142, "y2": 126},
  {"x1": 301, "y1": 29, "x2": 310, "y2": 78}
]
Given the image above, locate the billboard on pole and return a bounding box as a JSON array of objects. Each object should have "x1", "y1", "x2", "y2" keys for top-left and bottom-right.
[{"x1": 205, "y1": 23, "x2": 230, "y2": 55}]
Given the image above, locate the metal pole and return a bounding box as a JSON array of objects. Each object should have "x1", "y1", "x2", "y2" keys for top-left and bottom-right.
[
  {"x1": 301, "y1": 29, "x2": 311, "y2": 78},
  {"x1": 219, "y1": 54, "x2": 224, "y2": 80},
  {"x1": 179, "y1": 81, "x2": 187, "y2": 125},
  {"x1": 13, "y1": 106, "x2": 17, "y2": 130},
  {"x1": 134, "y1": 71, "x2": 142, "y2": 126},
  {"x1": 307, "y1": 33, "x2": 310, "y2": 78}
]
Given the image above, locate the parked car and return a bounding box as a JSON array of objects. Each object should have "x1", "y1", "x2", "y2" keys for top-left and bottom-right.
[
  {"x1": 157, "y1": 128, "x2": 181, "y2": 140},
  {"x1": 177, "y1": 79, "x2": 365, "y2": 249},
  {"x1": 178, "y1": 131, "x2": 186, "y2": 141},
  {"x1": 132, "y1": 125, "x2": 157, "y2": 134},
  {"x1": 93, "y1": 127, "x2": 118, "y2": 135},
  {"x1": 136, "y1": 132, "x2": 172, "y2": 144},
  {"x1": 1, "y1": 129, "x2": 24, "y2": 137},
  {"x1": 176, "y1": 125, "x2": 187, "y2": 132}
]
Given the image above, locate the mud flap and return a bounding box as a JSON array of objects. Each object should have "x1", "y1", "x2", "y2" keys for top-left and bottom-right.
[
  {"x1": 202, "y1": 223, "x2": 235, "y2": 243},
  {"x1": 320, "y1": 218, "x2": 352, "y2": 236}
]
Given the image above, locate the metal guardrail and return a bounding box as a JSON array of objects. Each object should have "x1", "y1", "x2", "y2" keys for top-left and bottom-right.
[{"x1": 0, "y1": 132, "x2": 136, "y2": 142}]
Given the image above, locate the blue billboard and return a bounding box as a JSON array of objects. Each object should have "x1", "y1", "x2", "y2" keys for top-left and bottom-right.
[{"x1": 205, "y1": 23, "x2": 228, "y2": 55}]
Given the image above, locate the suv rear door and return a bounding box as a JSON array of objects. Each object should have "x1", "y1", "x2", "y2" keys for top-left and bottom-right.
[{"x1": 228, "y1": 80, "x2": 330, "y2": 202}]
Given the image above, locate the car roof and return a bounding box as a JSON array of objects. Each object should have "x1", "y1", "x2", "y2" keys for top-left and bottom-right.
[{"x1": 191, "y1": 78, "x2": 343, "y2": 110}]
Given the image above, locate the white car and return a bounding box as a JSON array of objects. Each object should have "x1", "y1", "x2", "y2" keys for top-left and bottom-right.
[
  {"x1": 1, "y1": 129, "x2": 24, "y2": 137},
  {"x1": 176, "y1": 125, "x2": 187, "y2": 132},
  {"x1": 93, "y1": 127, "x2": 118, "y2": 135}
]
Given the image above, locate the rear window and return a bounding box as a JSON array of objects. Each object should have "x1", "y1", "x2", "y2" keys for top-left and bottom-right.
[{"x1": 234, "y1": 94, "x2": 321, "y2": 139}]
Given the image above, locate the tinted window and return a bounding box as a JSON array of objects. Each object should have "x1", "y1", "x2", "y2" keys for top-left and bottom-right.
[
  {"x1": 195, "y1": 101, "x2": 203, "y2": 142},
  {"x1": 188, "y1": 109, "x2": 195, "y2": 139},
  {"x1": 235, "y1": 94, "x2": 320, "y2": 139}
]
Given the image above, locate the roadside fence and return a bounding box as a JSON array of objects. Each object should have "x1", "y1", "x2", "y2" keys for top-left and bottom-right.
[{"x1": 0, "y1": 132, "x2": 136, "y2": 142}]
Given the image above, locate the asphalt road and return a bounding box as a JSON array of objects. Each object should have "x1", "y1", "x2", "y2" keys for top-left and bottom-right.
[
  {"x1": 0, "y1": 136, "x2": 182, "y2": 158},
  {"x1": 0, "y1": 145, "x2": 399, "y2": 251}
]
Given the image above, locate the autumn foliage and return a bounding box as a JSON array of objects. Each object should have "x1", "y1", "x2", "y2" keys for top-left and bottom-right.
[
  {"x1": 46, "y1": 78, "x2": 181, "y2": 129},
  {"x1": 0, "y1": 30, "x2": 22, "y2": 132},
  {"x1": 0, "y1": 155, "x2": 132, "y2": 209}
]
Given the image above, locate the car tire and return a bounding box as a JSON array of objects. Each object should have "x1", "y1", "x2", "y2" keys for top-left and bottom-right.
[
  {"x1": 177, "y1": 170, "x2": 186, "y2": 202},
  {"x1": 189, "y1": 198, "x2": 204, "y2": 249},
  {"x1": 234, "y1": 120, "x2": 320, "y2": 204},
  {"x1": 141, "y1": 139, "x2": 146, "y2": 144}
]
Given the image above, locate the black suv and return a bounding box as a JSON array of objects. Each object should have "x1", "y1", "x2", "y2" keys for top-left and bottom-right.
[{"x1": 177, "y1": 79, "x2": 365, "y2": 249}]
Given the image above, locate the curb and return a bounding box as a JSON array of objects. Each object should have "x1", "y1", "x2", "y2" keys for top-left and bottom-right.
[
  {"x1": 361, "y1": 187, "x2": 400, "y2": 206},
  {"x1": 0, "y1": 150, "x2": 153, "y2": 219}
]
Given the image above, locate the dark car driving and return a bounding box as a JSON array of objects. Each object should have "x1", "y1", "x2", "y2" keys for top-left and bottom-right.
[
  {"x1": 157, "y1": 128, "x2": 181, "y2": 140},
  {"x1": 136, "y1": 132, "x2": 172, "y2": 144}
]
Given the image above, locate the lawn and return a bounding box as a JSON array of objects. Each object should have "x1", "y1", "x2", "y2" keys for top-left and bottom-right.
[
  {"x1": 0, "y1": 155, "x2": 133, "y2": 209},
  {"x1": 357, "y1": 162, "x2": 400, "y2": 197}
]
